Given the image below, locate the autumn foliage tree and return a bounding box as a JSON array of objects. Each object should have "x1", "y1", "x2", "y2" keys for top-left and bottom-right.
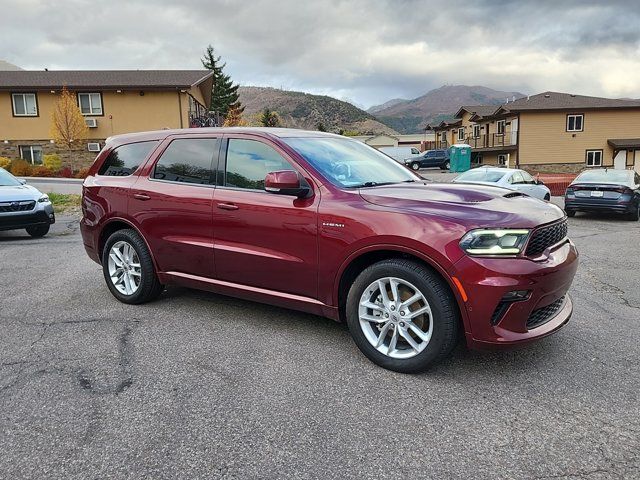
[
  {"x1": 223, "y1": 104, "x2": 247, "y2": 127},
  {"x1": 50, "y1": 86, "x2": 88, "y2": 171}
]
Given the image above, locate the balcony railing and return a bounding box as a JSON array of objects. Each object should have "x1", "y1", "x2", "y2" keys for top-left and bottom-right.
[
  {"x1": 423, "y1": 139, "x2": 450, "y2": 150},
  {"x1": 463, "y1": 132, "x2": 518, "y2": 149}
]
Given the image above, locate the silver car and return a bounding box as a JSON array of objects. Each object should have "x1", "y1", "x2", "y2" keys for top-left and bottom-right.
[
  {"x1": 0, "y1": 167, "x2": 55, "y2": 237},
  {"x1": 452, "y1": 167, "x2": 551, "y2": 201}
]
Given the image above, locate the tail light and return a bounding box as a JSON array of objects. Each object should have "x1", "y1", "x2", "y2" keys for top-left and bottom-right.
[{"x1": 613, "y1": 187, "x2": 633, "y2": 194}]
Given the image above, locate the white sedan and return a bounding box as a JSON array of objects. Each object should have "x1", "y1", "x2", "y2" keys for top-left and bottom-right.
[{"x1": 452, "y1": 167, "x2": 551, "y2": 201}]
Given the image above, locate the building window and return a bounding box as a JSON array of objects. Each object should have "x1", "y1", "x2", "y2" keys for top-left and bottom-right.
[
  {"x1": 441, "y1": 132, "x2": 447, "y2": 142},
  {"x1": 585, "y1": 150, "x2": 603, "y2": 167},
  {"x1": 473, "y1": 125, "x2": 481, "y2": 138},
  {"x1": 567, "y1": 114, "x2": 584, "y2": 132},
  {"x1": 496, "y1": 120, "x2": 506, "y2": 136},
  {"x1": 457, "y1": 128, "x2": 465, "y2": 141},
  {"x1": 19, "y1": 145, "x2": 43, "y2": 165},
  {"x1": 78, "y1": 93, "x2": 103, "y2": 115},
  {"x1": 12, "y1": 93, "x2": 38, "y2": 116},
  {"x1": 498, "y1": 154, "x2": 508, "y2": 166}
]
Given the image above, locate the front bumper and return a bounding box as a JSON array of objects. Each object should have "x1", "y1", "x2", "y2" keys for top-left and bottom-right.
[
  {"x1": 0, "y1": 204, "x2": 55, "y2": 232},
  {"x1": 453, "y1": 239, "x2": 578, "y2": 349}
]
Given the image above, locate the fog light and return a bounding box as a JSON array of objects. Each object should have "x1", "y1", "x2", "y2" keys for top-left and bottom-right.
[{"x1": 502, "y1": 290, "x2": 530, "y2": 301}]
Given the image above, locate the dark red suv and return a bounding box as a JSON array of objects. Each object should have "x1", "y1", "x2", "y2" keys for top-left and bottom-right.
[{"x1": 81, "y1": 128, "x2": 578, "y2": 373}]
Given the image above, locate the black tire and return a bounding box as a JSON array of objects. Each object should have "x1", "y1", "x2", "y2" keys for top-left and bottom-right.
[
  {"x1": 628, "y1": 204, "x2": 640, "y2": 221},
  {"x1": 26, "y1": 224, "x2": 50, "y2": 238},
  {"x1": 544, "y1": 193, "x2": 551, "y2": 201},
  {"x1": 345, "y1": 259, "x2": 460, "y2": 373},
  {"x1": 102, "y1": 228, "x2": 163, "y2": 304},
  {"x1": 440, "y1": 160, "x2": 450, "y2": 171},
  {"x1": 411, "y1": 162, "x2": 420, "y2": 171},
  {"x1": 566, "y1": 210, "x2": 576, "y2": 217}
]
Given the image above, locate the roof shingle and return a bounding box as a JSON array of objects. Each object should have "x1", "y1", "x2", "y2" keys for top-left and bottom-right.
[{"x1": 503, "y1": 91, "x2": 640, "y2": 111}]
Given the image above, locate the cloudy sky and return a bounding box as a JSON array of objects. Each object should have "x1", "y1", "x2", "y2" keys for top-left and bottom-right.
[{"x1": 1, "y1": 0, "x2": 639, "y2": 108}]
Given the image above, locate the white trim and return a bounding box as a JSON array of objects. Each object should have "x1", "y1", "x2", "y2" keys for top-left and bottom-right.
[
  {"x1": 19, "y1": 145, "x2": 43, "y2": 164},
  {"x1": 78, "y1": 92, "x2": 103, "y2": 115},
  {"x1": 496, "y1": 120, "x2": 506, "y2": 136},
  {"x1": 12, "y1": 93, "x2": 38, "y2": 116},
  {"x1": 87, "y1": 142, "x2": 101, "y2": 152},
  {"x1": 457, "y1": 127, "x2": 465, "y2": 141},
  {"x1": 585, "y1": 150, "x2": 602, "y2": 167},
  {"x1": 567, "y1": 114, "x2": 584, "y2": 132}
]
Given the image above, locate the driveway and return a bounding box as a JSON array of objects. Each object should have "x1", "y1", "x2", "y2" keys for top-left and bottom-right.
[{"x1": 0, "y1": 211, "x2": 638, "y2": 479}]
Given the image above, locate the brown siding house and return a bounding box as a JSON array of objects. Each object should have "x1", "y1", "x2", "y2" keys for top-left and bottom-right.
[{"x1": 0, "y1": 70, "x2": 214, "y2": 166}]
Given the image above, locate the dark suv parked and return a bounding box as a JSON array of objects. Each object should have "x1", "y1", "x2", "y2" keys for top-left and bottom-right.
[
  {"x1": 404, "y1": 149, "x2": 450, "y2": 171},
  {"x1": 81, "y1": 128, "x2": 578, "y2": 373}
]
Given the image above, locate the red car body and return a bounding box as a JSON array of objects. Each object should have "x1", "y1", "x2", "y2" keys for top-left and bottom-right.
[{"x1": 81, "y1": 128, "x2": 578, "y2": 350}]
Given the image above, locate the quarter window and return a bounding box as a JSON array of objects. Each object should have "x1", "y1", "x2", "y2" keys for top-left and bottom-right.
[
  {"x1": 98, "y1": 141, "x2": 158, "y2": 176},
  {"x1": 496, "y1": 120, "x2": 506, "y2": 135},
  {"x1": 225, "y1": 139, "x2": 295, "y2": 190},
  {"x1": 78, "y1": 93, "x2": 103, "y2": 115},
  {"x1": 567, "y1": 114, "x2": 584, "y2": 132},
  {"x1": 12, "y1": 93, "x2": 38, "y2": 116},
  {"x1": 153, "y1": 138, "x2": 217, "y2": 185},
  {"x1": 510, "y1": 171, "x2": 525, "y2": 184},
  {"x1": 586, "y1": 150, "x2": 603, "y2": 167},
  {"x1": 19, "y1": 145, "x2": 43, "y2": 165}
]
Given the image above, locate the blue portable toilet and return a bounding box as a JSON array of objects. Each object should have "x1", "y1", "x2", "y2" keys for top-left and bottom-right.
[{"x1": 448, "y1": 144, "x2": 472, "y2": 172}]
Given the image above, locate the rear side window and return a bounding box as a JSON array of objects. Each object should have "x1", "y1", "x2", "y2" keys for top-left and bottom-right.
[
  {"x1": 98, "y1": 141, "x2": 158, "y2": 176},
  {"x1": 153, "y1": 138, "x2": 217, "y2": 185}
]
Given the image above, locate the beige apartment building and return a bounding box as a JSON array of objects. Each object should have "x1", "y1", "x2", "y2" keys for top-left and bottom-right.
[
  {"x1": 428, "y1": 92, "x2": 640, "y2": 173},
  {"x1": 0, "y1": 70, "x2": 213, "y2": 165}
]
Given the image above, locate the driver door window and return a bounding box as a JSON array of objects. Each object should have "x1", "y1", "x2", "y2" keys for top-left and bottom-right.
[{"x1": 224, "y1": 139, "x2": 294, "y2": 190}]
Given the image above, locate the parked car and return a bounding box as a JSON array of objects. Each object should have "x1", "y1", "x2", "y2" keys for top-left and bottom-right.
[
  {"x1": 378, "y1": 146, "x2": 421, "y2": 163},
  {"x1": 0, "y1": 167, "x2": 55, "y2": 237},
  {"x1": 81, "y1": 128, "x2": 578, "y2": 373},
  {"x1": 453, "y1": 167, "x2": 551, "y2": 201},
  {"x1": 404, "y1": 149, "x2": 450, "y2": 171},
  {"x1": 565, "y1": 169, "x2": 640, "y2": 220}
]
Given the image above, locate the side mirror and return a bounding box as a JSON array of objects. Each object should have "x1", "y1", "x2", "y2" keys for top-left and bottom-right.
[
  {"x1": 536, "y1": 179, "x2": 545, "y2": 185},
  {"x1": 19, "y1": 178, "x2": 27, "y2": 185},
  {"x1": 265, "y1": 170, "x2": 310, "y2": 198}
]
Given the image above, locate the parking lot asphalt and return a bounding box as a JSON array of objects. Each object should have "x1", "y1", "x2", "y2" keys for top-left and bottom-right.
[{"x1": 1, "y1": 207, "x2": 639, "y2": 479}]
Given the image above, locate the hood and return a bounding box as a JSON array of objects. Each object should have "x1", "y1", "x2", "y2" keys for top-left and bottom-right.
[
  {"x1": 359, "y1": 183, "x2": 564, "y2": 229},
  {"x1": 0, "y1": 184, "x2": 43, "y2": 202}
]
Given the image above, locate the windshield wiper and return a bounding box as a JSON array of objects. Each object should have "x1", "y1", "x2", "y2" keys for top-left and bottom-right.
[{"x1": 352, "y1": 180, "x2": 416, "y2": 188}]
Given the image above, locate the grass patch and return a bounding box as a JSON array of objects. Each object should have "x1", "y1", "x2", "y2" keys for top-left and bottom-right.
[{"x1": 47, "y1": 193, "x2": 82, "y2": 213}]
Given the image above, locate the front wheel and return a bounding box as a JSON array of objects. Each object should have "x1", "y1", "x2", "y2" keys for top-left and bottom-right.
[
  {"x1": 441, "y1": 160, "x2": 450, "y2": 170},
  {"x1": 411, "y1": 162, "x2": 420, "y2": 171},
  {"x1": 26, "y1": 224, "x2": 50, "y2": 238},
  {"x1": 566, "y1": 210, "x2": 576, "y2": 217},
  {"x1": 102, "y1": 229, "x2": 164, "y2": 304},
  {"x1": 345, "y1": 259, "x2": 460, "y2": 373},
  {"x1": 628, "y1": 204, "x2": 640, "y2": 221}
]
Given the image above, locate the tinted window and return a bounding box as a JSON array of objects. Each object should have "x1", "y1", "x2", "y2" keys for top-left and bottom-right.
[
  {"x1": 99, "y1": 141, "x2": 158, "y2": 176},
  {"x1": 454, "y1": 169, "x2": 506, "y2": 183},
  {"x1": 153, "y1": 138, "x2": 217, "y2": 185},
  {"x1": 575, "y1": 169, "x2": 633, "y2": 185},
  {"x1": 225, "y1": 139, "x2": 294, "y2": 190}
]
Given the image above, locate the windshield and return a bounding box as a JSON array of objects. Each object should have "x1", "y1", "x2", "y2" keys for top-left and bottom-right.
[
  {"x1": 0, "y1": 168, "x2": 21, "y2": 187},
  {"x1": 283, "y1": 137, "x2": 420, "y2": 188},
  {"x1": 454, "y1": 169, "x2": 506, "y2": 183},
  {"x1": 575, "y1": 169, "x2": 632, "y2": 184}
]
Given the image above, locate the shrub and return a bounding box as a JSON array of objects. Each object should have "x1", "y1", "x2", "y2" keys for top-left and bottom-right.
[
  {"x1": 10, "y1": 159, "x2": 34, "y2": 177},
  {"x1": 43, "y1": 153, "x2": 62, "y2": 172},
  {"x1": 0, "y1": 157, "x2": 11, "y2": 170},
  {"x1": 75, "y1": 167, "x2": 90, "y2": 179},
  {"x1": 32, "y1": 166, "x2": 56, "y2": 177},
  {"x1": 59, "y1": 166, "x2": 73, "y2": 178}
]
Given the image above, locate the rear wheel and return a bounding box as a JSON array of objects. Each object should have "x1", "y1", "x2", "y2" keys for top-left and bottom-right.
[
  {"x1": 566, "y1": 210, "x2": 576, "y2": 217},
  {"x1": 345, "y1": 259, "x2": 460, "y2": 373},
  {"x1": 26, "y1": 224, "x2": 49, "y2": 238},
  {"x1": 411, "y1": 162, "x2": 420, "y2": 171},
  {"x1": 102, "y1": 229, "x2": 163, "y2": 304},
  {"x1": 628, "y1": 204, "x2": 640, "y2": 221}
]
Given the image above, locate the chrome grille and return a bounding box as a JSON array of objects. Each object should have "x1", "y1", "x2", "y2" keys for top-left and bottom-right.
[
  {"x1": 525, "y1": 219, "x2": 568, "y2": 257},
  {"x1": 0, "y1": 200, "x2": 36, "y2": 213}
]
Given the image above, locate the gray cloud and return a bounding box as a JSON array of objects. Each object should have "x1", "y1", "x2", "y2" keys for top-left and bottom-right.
[{"x1": 1, "y1": 0, "x2": 639, "y2": 107}]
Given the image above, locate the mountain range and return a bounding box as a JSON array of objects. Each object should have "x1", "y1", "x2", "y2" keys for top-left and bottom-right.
[{"x1": 368, "y1": 85, "x2": 527, "y2": 133}]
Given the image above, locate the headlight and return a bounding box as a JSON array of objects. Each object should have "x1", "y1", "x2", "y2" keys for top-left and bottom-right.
[
  {"x1": 460, "y1": 229, "x2": 530, "y2": 255},
  {"x1": 38, "y1": 195, "x2": 50, "y2": 203}
]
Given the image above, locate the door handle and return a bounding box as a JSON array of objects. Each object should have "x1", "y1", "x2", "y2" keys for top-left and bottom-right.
[
  {"x1": 217, "y1": 202, "x2": 239, "y2": 211},
  {"x1": 133, "y1": 193, "x2": 151, "y2": 201}
]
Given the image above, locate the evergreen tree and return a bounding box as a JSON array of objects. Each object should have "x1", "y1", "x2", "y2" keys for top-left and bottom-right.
[
  {"x1": 201, "y1": 45, "x2": 243, "y2": 120},
  {"x1": 259, "y1": 108, "x2": 280, "y2": 127},
  {"x1": 316, "y1": 122, "x2": 327, "y2": 132}
]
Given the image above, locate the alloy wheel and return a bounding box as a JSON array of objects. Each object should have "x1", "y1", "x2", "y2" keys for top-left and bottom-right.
[
  {"x1": 107, "y1": 241, "x2": 142, "y2": 295},
  {"x1": 358, "y1": 277, "x2": 433, "y2": 359}
]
